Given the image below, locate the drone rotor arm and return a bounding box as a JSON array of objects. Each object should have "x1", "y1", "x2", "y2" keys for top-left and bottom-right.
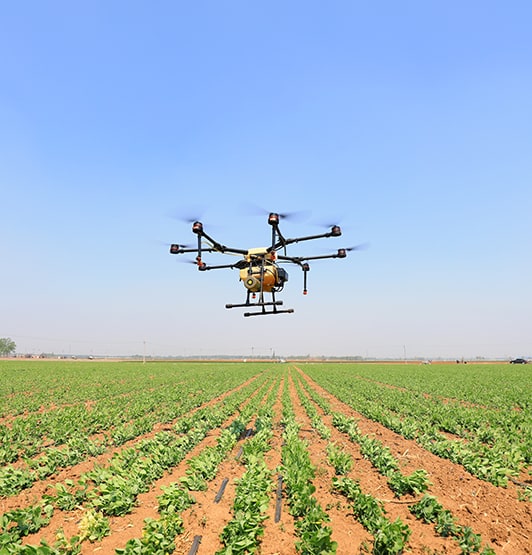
[
  {"x1": 219, "y1": 246, "x2": 249, "y2": 256},
  {"x1": 295, "y1": 252, "x2": 342, "y2": 262},
  {"x1": 189, "y1": 221, "x2": 248, "y2": 256},
  {"x1": 169, "y1": 245, "x2": 199, "y2": 255},
  {"x1": 268, "y1": 220, "x2": 287, "y2": 252},
  {"x1": 198, "y1": 262, "x2": 241, "y2": 271},
  {"x1": 197, "y1": 242, "x2": 249, "y2": 256},
  {"x1": 280, "y1": 246, "x2": 355, "y2": 263},
  {"x1": 276, "y1": 254, "x2": 305, "y2": 267},
  {"x1": 269, "y1": 226, "x2": 342, "y2": 252}
]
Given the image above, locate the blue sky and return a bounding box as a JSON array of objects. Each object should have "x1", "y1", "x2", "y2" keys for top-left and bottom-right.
[{"x1": 1, "y1": 1, "x2": 531, "y2": 359}]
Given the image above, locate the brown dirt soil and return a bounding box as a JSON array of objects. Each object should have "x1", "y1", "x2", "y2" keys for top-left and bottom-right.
[{"x1": 5, "y1": 367, "x2": 531, "y2": 554}]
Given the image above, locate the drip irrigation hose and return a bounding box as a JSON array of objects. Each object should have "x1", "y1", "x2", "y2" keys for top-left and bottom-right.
[
  {"x1": 214, "y1": 477, "x2": 229, "y2": 503},
  {"x1": 275, "y1": 474, "x2": 283, "y2": 522},
  {"x1": 187, "y1": 535, "x2": 202, "y2": 555}
]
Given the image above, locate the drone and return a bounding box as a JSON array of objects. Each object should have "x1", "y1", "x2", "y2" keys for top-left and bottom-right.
[{"x1": 170, "y1": 212, "x2": 360, "y2": 317}]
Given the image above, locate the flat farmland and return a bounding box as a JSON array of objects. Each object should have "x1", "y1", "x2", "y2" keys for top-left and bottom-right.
[{"x1": 0, "y1": 360, "x2": 530, "y2": 554}]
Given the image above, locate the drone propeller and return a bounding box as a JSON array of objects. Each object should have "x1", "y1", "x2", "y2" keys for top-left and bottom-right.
[
  {"x1": 178, "y1": 257, "x2": 208, "y2": 270},
  {"x1": 155, "y1": 239, "x2": 193, "y2": 250},
  {"x1": 168, "y1": 243, "x2": 195, "y2": 254},
  {"x1": 334, "y1": 243, "x2": 369, "y2": 258},
  {"x1": 242, "y1": 202, "x2": 311, "y2": 222},
  {"x1": 276, "y1": 209, "x2": 311, "y2": 222},
  {"x1": 167, "y1": 204, "x2": 206, "y2": 224},
  {"x1": 344, "y1": 243, "x2": 369, "y2": 252},
  {"x1": 310, "y1": 215, "x2": 348, "y2": 234},
  {"x1": 167, "y1": 242, "x2": 193, "y2": 249},
  {"x1": 314, "y1": 219, "x2": 341, "y2": 229}
]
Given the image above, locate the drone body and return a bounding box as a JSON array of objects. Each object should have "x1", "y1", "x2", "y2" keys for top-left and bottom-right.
[
  {"x1": 237, "y1": 248, "x2": 288, "y2": 294},
  {"x1": 170, "y1": 212, "x2": 356, "y2": 316}
]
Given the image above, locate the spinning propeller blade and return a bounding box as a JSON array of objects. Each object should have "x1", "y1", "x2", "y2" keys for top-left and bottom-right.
[
  {"x1": 168, "y1": 243, "x2": 193, "y2": 249},
  {"x1": 154, "y1": 240, "x2": 192, "y2": 247},
  {"x1": 344, "y1": 243, "x2": 369, "y2": 251},
  {"x1": 242, "y1": 203, "x2": 310, "y2": 222},
  {"x1": 311, "y1": 214, "x2": 346, "y2": 231},
  {"x1": 169, "y1": 243, "x2": 194, "y2": 254},
  {"x1": 167, "y1": 205, "x2": 205, "y2": 224}
]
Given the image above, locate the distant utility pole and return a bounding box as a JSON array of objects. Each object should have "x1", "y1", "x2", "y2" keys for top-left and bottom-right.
[{"x1": 143, "y1": 340, "x2": 146, "y2": 364}]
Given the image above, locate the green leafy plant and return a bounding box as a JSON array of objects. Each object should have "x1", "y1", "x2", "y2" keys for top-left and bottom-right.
[
  {"x1": 387, "y1": 469, "x2": 430, "y2": 497},
  {"x1": 0, "y1": 466, "x2": 36, "y2": 498},
  {"x1": 456, "y1": 526, "x2": 482, "y2": 554},
  {"x1": 179, "y1": 472, "x2": 207, "y2": 491},
  {"x1": 409, "y1": 495, "x2": 443, "y2": 523},
  {"x1": 2, "y1": 503, "x2": 54, "y2": 539},
  {"x1": 373, "y1": 518, "x2": 412, "y2": 555},
  {"x1": 88, "y1": 474, "x2": 138, "y2": 516},
  {"x1": 434, "y1": 509, "x2": 460, "y2": 538},
  {"x1": 326, "y1": 443, "x2": 353, "y2": 476},
  {"x1": 44, "y1": 480, "x2": 87, "y2": 511},
  {"x1": 295, "y1": 502, "x2": 337, "y2": 554},
  {"x1": 116, "y1": 514, "x2": 183, "y2": 555},
  {"x1": 157, "y1": 484, "x2": 195, "y2": 514}
]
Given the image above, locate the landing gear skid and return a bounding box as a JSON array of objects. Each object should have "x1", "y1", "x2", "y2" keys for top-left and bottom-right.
[
  {"x1": 244, "y1": 309, "x2": 294, "y2": 317},
  {"x1": 225, "y1": 292, "x2": 295, "y2": 317},
  {"x1": 226, "y1": 301, "x2": 294, "y2": 317}
]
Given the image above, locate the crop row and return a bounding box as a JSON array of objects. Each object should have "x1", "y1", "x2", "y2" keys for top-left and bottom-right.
[
  {"x1": 0, "y1": 369, "x2": 260, "y2": 500},
  {"x1": 0, "y1": 363, "x2": 259, "y2": 471},
  {"x1": 293, "y1": 373, "x2": 412, "y2": 553},
  {"x1": 115, "y1": 377, "x2": 280, "y2": 554},
  {"x1": 217, "y1": 408, "x2": 276, "y2": 553},
  {"x1": 293, "y1": 370, "x2": 498, "y2": 554},
  {"x1": 0, "y1": 362, "x2": 260, "y2": 417},
  {"x1": 0, "y1": 372, "x2": 274, "y2": 553},
  {"x1": 303, "y1": 364, "x2": 531, "y2": 489},
  {"x1": 280, "y1": 379, "x2": 337, "y2": 554}
]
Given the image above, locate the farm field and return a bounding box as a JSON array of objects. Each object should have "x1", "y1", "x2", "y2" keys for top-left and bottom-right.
[{"x1": 0, "y1": 360, "x2": 531, "y2": 554}]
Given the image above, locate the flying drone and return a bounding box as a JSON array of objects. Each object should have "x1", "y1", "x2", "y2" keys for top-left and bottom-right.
[{"x1": 170, "y1": 212, "x2": 361, "y2": 317}]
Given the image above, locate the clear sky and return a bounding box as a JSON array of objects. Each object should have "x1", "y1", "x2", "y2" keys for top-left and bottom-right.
[{"x1": 1, "y1": 1, "x2": 531, "y2": 360}]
